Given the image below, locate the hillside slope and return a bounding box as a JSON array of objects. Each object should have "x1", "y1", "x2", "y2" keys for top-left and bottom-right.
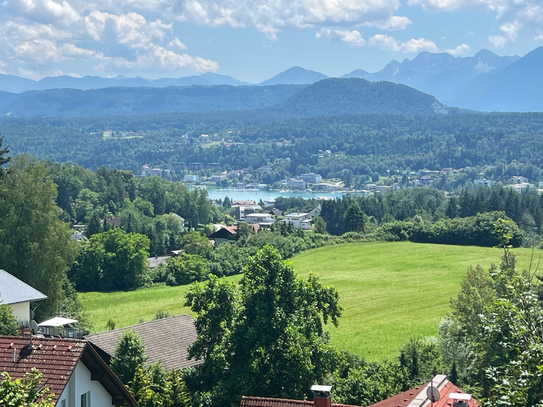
[
  {"x1": 0, "y1": 85, "x2": 306, "y2": 117},
  {"x1": 273, "y1": 78, "x2": 450, "y2": 116},
  {"x1": 454, "y1": 46, "x2": 543, "y2": 111}
]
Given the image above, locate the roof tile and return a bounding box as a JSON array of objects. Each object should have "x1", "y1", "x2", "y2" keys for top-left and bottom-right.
[{"x1": 85, "y1": 314, "x2": 202, "y2": 371}]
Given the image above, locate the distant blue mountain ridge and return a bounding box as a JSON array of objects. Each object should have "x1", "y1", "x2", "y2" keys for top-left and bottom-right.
[{"x1": 1, "y1": 46, "x2": 542, "y2": 112}]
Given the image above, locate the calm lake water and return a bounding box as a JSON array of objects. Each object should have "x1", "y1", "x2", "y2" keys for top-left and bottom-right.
[{"x1": 192, "y1": 186, "x2": 350, "y2": 202}]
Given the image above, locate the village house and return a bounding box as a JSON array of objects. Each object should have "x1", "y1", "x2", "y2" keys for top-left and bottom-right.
[
  {"x1": 299, "y1": 173, "x2": 323, "y2": 183},
  {"x1": 284, "y1": 178, "x2": 307, "y2": 190},
  {"x1": 210, "y1": 172, "x2": 227, "y2": 182},
  {"x1": 235, "y1": 204, "x2": 262, "y2": 221},
  {"x1": 285, "y1": 213, "x2": 312, "y2": 229},
  {"x1": 0, "y1": 269, "x2": 47, "y2": 326},
  {"x1": 511, "y1": 175, "x2": 529, "y2": 184},
  {"x1": 141, "y1": 164, "x2": 170, "y2": 177},
  {"x1": 240, "y1": 375, "x2": 478, "y2": 407},
  {"x1": 0, "y1": 336, "x2": 137, "y2": 407},
  {"x1": 208, "y1": 225, "x2": 238, "y2": 246},
  {"x1": 474, "y1": 179, "x2": 492, "y2": 188},
  {"x1": 307, "y1": 204, "x2": 322, "y2": 221},
  {"x1": 208, "y1": 224, "x2": 261, "y2": 246},
  {"x1": 184, "y1": 174, "x2": 199, "y2": 182},
  {"x1": 85, "y1": 315, "x2": 202, "y2": 372},
  {"x1": 244, "y1": 213, "x2": 275, "y2": 225},
  {"x1": 509, "y1": 182, "x2": 532, "y2": 193}
]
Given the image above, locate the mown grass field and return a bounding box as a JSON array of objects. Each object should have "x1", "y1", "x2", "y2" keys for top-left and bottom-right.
[{"x1": 80, "y1": 242, "x2": 537, "y2": 361}]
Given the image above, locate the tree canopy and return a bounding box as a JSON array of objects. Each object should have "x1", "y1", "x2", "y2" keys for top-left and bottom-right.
[
  {"x1": 70, "y1": 228, "x2": 150, "y2": 292},
  {"x1": 0, "y1": 303, "x2": 18, "y2": 336},
  {"x1": 111, "y1": 330, "x2": 147, "y2": 385},
  {"x1": 0, "y1": 157, "x2": 78, "y2": 319},
  {"x1": 185, "y1": 245, "x2": 342, "y2": 406},
  {"x1": 0, "y1": 369, "x2": 54, "y2": 407}
]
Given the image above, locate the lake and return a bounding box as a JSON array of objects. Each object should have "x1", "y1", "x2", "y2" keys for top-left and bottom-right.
[{"x1": 192, "y1": 186, "x2": 351, "y2": 202}]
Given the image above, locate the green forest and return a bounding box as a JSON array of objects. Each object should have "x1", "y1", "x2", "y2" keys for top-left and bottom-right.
[
  {"x1": 2, "y1": 107, "x2": 543, "y2": 407},
  {"x1": 3, "y1": 112, "x2": 543, "y2": 191}
]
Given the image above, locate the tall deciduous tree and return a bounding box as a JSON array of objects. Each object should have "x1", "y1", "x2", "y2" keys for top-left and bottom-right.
[
  {"x1": 0, "y1": 369, "x2": 55, "y2": 407},
  {"x1": 0, "y1": 157, "x2": 78, "y2": 319},
  {"x1": 185, "y1": 245, "x2": 342, "y2": 406},
  {"x1": 70, "y1": 228, "x2": 150, "y2": 292}
]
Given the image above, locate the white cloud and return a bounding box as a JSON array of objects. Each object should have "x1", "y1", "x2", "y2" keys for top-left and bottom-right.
[
  {"x1": 168, "y1": 37, "x2": 188, "y2": 50},
  {"x1": 316, "y1": 28, "x2": 366, "y2": 46},
  {"x1": 0, "y1": 6, "x2": 219, "y2": 77},
  {"x1": 445, "y1": 43, "x2": 470, "y2": 55},
  {"x1": 169, "y1": 0, "x2": 402, "y2": 38},
  {"x1": 488, "y1": 35, "x2": 507, "y2": 48},
  {"x1": 3, "y1": 0, "x2": 81, "y2": 26},
  {"x1": 368, "y1": 34, "x2": 439, "y2": 53},
  {"x1": 409, "y1": 0, "x2": 543, "y2": 47},
  {"x1": 363, "y1": 15, "x2": 412, "y2": 30}
]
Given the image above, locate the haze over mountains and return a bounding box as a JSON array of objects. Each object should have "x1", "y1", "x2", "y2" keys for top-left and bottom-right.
[
  {"x1": 1, "y1": 46, "x2": 542, "y2": 113},
  {"x1": 0, "y1": 78, "x2": 452, "y2": 118}
]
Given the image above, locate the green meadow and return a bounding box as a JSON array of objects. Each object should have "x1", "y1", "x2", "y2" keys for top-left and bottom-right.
[{"x1": 80, "y1": 242, "x2": 537, "y2": 361}]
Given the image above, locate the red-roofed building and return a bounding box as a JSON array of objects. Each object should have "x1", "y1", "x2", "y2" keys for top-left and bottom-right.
[
  {"x1": 240, "y1": 376, "x2": 477, "y2": 407},
  {"x1": 209, "y1": 224, "x2": 260, "y2": 246},
  {"x1": 368, "y1": 375, "x2": 478, "y2": 407},
  {"x1": 0, "y1": 336, "x2": 137, "y2": 407},
  {"x1": 241, "y1": 396, "x2": 357, "y2": 407}
]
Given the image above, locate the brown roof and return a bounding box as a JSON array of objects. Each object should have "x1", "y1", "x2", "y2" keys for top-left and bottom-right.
[
  {"x1": 85, "y1": 314, "x2": 202, "y2": 371},
  {"x1": 368, "y1": 375, "x2": 478, "y2": 407},
  {"x1": 0, "y1": 336, "x2": 136, "y2": 406},
  {"x1": 241, "y1": 397, "x2": 359, "y2": 407},
  {"x1": 366, "y1": 387, "x2": 421, "y2": 407}
]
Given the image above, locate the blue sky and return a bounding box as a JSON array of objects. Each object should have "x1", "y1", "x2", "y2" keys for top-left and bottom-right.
[{"x1": 0, "y1": 0, "x2": 542, "y2": 83}]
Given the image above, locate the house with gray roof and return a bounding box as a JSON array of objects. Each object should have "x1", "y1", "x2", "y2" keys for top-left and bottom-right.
[
  {"x1": 85, "y1": 314, "x2": 203, "y2": 371},
  {"x1": 0, "y1": 269, "x2": 47, "y2": 325}
]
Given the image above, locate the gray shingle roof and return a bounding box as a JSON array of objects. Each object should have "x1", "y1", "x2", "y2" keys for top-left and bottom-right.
[
  {"x1": 85, "y1": 314, "x2": 202, "y2": 371},
  {"x1": 0, "y1": 269, "x2": 47, "y2": 305}
]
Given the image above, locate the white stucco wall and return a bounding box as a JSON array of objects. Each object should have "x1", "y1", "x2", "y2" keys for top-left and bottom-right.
[
  {"x1": 9, "y1": 301, "x2": 30, "y2": 325},
  {"x1": 57, "y1": 361, "x2": 114, "y2": 407}
]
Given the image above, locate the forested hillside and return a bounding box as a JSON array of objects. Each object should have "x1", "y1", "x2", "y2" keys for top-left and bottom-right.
[
  {"x1": 0, "y1": 78, "x2": 453, "y2": 118},
  {"x1": 0, "y1": 85, "x2": 305, "y2": 117},
  {"x1": 3, "y1": 112, "x2": 543, "y2": 188},
  {"x1": 274, "y1": 78, "x2": 450, "y2": 116}
]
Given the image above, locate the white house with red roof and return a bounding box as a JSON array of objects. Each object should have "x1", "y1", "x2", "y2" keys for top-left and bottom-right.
[{"x1": 0, "y1": 336, "x2": 137, "y2": 407}]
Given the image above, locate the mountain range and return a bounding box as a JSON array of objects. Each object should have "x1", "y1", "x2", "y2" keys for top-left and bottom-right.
[
  {"x1": 0, "y1": 78, "x2": 450, "y2": 118},
  {"x1": 0, "y1": 72, "x2": 249, "y2": 94},
  {"x1": 1, "y1": 46, "x2": 543, "y2": 112}
]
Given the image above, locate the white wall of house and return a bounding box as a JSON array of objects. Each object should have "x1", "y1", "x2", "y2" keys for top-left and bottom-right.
[
  {"x1": 285, "y1": 214, "x2": 308, "y2": 229},
  {"x1": 9, "y1": 302, "x2": 30, "y2": 325},
  {"x1": 245, "y1": 214, "x2": 274, "y2": 224},
  {"x1": 57, "y1": 361, "x2": 114, "y2": 407},
  {"x1": 301, "y1": 220, "x2": 312, "y2": 230},
  {"x1": 307, "y1": 206, "x2": 321, "y2": 221}
]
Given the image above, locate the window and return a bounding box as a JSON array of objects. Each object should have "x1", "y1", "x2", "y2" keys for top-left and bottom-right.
[
  {"x1": 61, "y1": 400, "x2": 66, "y2": 407},
  {"x1": 81, "y1": 391, "x2": 90, "y2": 407}
]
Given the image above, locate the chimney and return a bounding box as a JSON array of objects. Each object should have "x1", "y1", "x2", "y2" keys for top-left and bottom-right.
[{"x1": 311, "y1": 385, "x2": 332, "y2": 407}]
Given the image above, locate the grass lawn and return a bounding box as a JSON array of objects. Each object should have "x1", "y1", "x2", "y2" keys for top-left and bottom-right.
[
  {"x1": 80, "y1": 242, "x2": 537, "y2": 360},
  {"x1": 80, "y1": 275, "x2": 243, "y2": 332},
  {"x1": 290, "y1": 242, "x2": 536, "y2": 361}
]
